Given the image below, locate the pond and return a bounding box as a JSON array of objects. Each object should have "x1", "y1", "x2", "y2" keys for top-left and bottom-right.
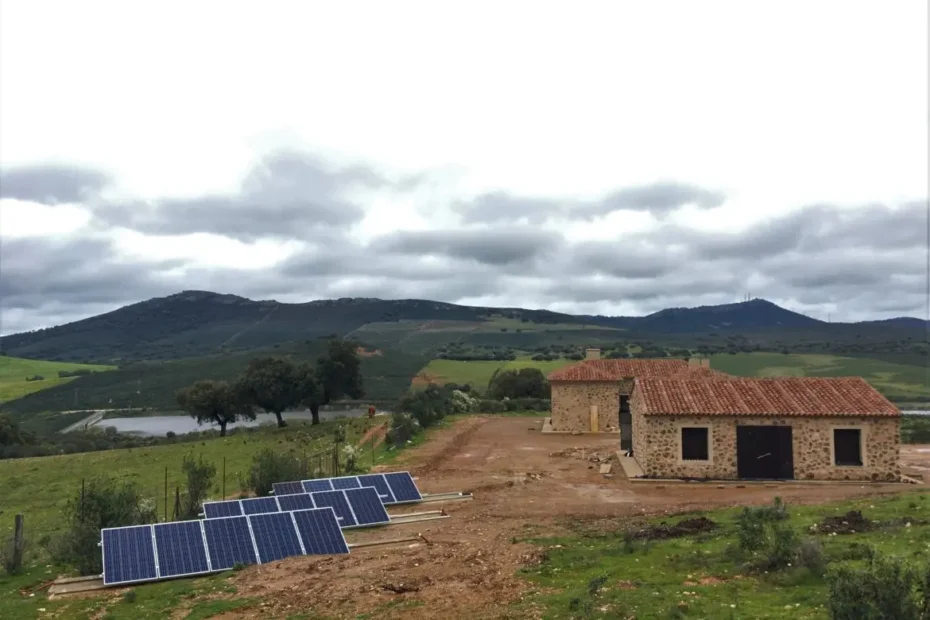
[{"x1": 95, "y1": 408, "x2": 375, "y2": 437}]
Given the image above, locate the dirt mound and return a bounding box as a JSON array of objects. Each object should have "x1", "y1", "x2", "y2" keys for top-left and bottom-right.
[
  {"x1": 814, "y1": 510, "x2": 874, "y2": 535},
  {"x1": 631, "y1": 516, "x2": 717, "y2": 540}
]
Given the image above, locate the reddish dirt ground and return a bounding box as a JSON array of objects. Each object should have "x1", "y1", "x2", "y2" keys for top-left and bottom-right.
[{"x1": 221, "y1": 416, "x2": 929, "y2": 620}]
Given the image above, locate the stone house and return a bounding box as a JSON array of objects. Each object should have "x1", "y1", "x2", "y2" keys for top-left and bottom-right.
[
  {"x1": 629, "y1": 376, "x2": 901, "y2": 481},
  {"x1": 547, "y1": 350, "x2": 722, "y2": 450}
]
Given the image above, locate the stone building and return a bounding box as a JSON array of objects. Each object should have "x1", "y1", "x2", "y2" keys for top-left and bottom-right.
[
  {"x1": 629, "y1": 376, "x2": 901, "y2": 481},
  {"x1": 546, "y1": 350, "x2": 723, "y2": 450}
]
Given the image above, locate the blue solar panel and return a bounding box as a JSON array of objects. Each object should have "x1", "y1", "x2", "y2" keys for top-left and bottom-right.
[
  {"x1": 344, "y1": 487, "x2": 390, "y2": 526},
  {"x1": 273, "y1": 481, "x2": 305, "y2": 496},
  {"x1": 292, "y1": 508, "x2": 350, "y2": 555},
  {"x1": 276, "y1": 493, "x2": 315, "y2": 512},
  {"x1": 101, "y1": 525, "x2": 158, "y2": 586},
  {"x1": 303, "y1": 479, "x2": 334, "y2": 493},
  {"x1": 383, "y1": 471, "x2": 423, "y2": 503},
  {"x1": 202, "y1": 516, "x2": 258, "y2": 571},
  {"x1": 240, "y1": 496, "x2": 280, "y2": 516},
  {"x1": 203, "y1": 500, "x2": 243, "y2": 519},
  {"x1": 357, "y1": 474, "x2": 397, "y2": 504},
  {"x1": 331, "y1": 476, "x2": 362, "y2": 490},
  {"x1": 249, "y1": 512, "x2": 305, "y2": 563},
  {"x1": 153, "y1": 521, "x2": 210, "y2": 578},
  {"x1": 310, "y1": 490, "x2": 358, "y2": 527}
]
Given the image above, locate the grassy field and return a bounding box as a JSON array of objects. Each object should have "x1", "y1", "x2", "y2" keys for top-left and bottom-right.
[
  {"x1": 711, "y1": 352, "x2": 930, "y2": 402},
  {"x1": 0, "y1": 356, "x2": 114, "y2": 403},
  {"x1": 513, "y1": 491, "x2": 930, "y2": 619},
  {"x1": 414, "y1": 356, "x2": 577, "y2": 391}
]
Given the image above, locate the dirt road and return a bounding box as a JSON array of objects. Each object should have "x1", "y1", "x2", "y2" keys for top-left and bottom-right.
[{"x1": 220, "y1": 416, "x2": 927, "y2": 620}]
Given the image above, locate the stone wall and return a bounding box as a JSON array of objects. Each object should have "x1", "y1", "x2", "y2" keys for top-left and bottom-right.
[
  {"x1": 550, "y1": 381, "x2": 620, "y2": 432},
  {"x1": 629, "y1": 393, "x2": 900, "y2": 481}
]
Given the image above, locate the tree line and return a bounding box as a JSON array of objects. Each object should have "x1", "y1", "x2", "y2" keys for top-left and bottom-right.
[{"x1": 176, "y1": 339, "x2": 364, "y2": 436}]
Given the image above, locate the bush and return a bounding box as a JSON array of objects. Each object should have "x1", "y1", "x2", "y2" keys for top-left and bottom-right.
[
  {"x1": 827, "y1": 553, "x2": 930, "y2": 620},
  {"x1": 387, "y1": 412, "x2": 420, "y2": 447},
  {"x1": 51, "y1": 477, "x2": 155, "y2": 575},
  {"x1": 341, "y1": 444, "x2": 362, "y2": 474},
  {"x1": 395, "y1": 384, "x2": 456, "y2": 429},
  {"x1": 178, "y1": 454, "x2": 217, "y2": 520},
  {"x1": 245, "y1": 449, "x2": 308, "y2": 497}
]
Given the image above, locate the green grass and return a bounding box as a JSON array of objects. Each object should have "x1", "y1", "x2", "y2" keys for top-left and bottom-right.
[
  {"x1": 515, "y1": 491, "x2": 930, "y2": 619},
  {"x1": 0, "y1": 356, "x2": 114, "y2": 403},
  {"x1": 710, "y1": 352, "x2": 930, "y2": 402},
  {"x1": 414, "y1": 356, "x2": 576, "y2": 391}
]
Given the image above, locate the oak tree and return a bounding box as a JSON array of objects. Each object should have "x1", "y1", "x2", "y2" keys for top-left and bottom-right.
[
  {"x1": 176, "y1": 380, "x2": 253, "y2": 437},
  {"x1": 236, "y1": 357, "x2": 302, "y2": 428}
]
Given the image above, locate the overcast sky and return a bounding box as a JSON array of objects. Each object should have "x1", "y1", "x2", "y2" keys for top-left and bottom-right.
[{"x1": 1, "y1": 0, "x2": 927, "y2": 335}]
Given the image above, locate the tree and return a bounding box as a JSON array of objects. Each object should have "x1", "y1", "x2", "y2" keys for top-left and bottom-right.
[
  {"x1": 487, "y1": 368, "x2": 550, "y2": 399},
  {"x1": 236, "y1": 357, "x2": 302, "y2": 428},
  {"x1": 299, "y1": 339, "x2": 364, "y2": 425},
  {"x1": 176, "y1": 380, "x2": 253, "y2": 437},
  {"x1": 179, "y1": 454, "x2": 217, "y2": 520}
]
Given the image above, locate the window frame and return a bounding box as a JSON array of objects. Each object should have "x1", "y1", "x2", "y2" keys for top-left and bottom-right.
[
  {"x1": 679, "y1": 425, "x2": 711, "y2": 462},
  {"x1": 832, "y1": 427, "x2": 865, "y2": 467}
]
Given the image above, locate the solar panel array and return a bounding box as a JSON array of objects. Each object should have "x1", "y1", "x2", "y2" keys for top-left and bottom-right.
[
  {"x1": 205, "y1": 486, "x2": 392, "y2": 529},
  {"x1": 102, "y1": 507, "x2": 348, "y2": 586},
  {"x1": 272, "y1": 471, "x2": 422, "y2": 505}
]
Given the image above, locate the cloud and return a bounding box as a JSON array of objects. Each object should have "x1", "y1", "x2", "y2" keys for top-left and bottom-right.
[
  {"x1": 91, "y1": 150, "x2": 390, "y2": 241},
  {"x1": 0, "y1": 152, "x2": 926, "y2": 334},
  {"x1": 0, "y1": 164, "x2": 111, "y2": 205}
]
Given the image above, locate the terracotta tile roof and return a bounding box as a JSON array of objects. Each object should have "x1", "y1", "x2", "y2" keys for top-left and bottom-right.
[
  {"x1": 671, "y1": 366, "x2": 732, "y2": 379},
  {"x1": 635, "y1": 377, "x2": 900, "y2": 417},
  {"x1": 548, "y1": 358, "x2": 689, "y2": 382}
]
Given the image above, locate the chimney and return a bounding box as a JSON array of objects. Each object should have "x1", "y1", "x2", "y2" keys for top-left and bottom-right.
[
  {"x1": 701, "y1": 358, "x2": 710, "y2": 368},
  {"x1": 688, "y1": 357, "x2": 700, "y2": 367},
  {"x1": 585, "y1": 348, "x2": 601, "y2": 361}
]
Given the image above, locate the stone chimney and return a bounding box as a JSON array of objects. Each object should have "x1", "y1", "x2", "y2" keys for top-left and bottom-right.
[
  {"x1": 585, "y1": 348, "x2": 601, "y2": 360},
  {"x1": 701, "y1": 358, "x2": 710, "y2": 368},
  {"x1": 688, "y1": 357, "x2": 700, "y2": 367}
]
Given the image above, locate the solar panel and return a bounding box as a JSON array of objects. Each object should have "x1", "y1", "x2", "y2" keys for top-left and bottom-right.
[
  {"x1": 383, "y1": 471, "x2": 423, "y2": 503},
  {"x1": 310, "y1": 490, "x2": 358, "y2": 527},
  {"x1": 276, "y1": 493, "x2": 315, "y2": 512},
  {"x1": 203, "y1": 500, "x2": 243, "y2": 519},
  {"x1": 202, "y1": 516, "x2": 258, "y2": 571},
  {"x1": 357, "y1": 474, "x2": 397, "y2": 504},
  {"x1": 302, "y1": 479, "x2": 334, "y2": 493},
  {"x1": 153, "y1": 521, "x2": 211, "y2": 578},
  {"x1": 249, "y1": 512, "x2": 305, "y2": 563},
  {"x1": 331, "y1": 476, "x2": 362, "y2": 490},
  {"x1": 101, "y1": 525, "x2": 158, "y2": 586},
  {"x1": 291, "y1": 508, "x2": 350, "y2": 555},
  {"x1": 240, "y1": 496, "x2": 280, "y2": 516},
  {"x1": 344, "y1": 487, "x2": 390, "y2": 526},
  {"x1": 273, "y1": 481, "x2": 305, "y2": 496}
]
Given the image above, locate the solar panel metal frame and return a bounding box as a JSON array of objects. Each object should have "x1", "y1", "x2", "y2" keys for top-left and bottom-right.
[
  {"x1": 309, "y1": 489, "x2": 359, "y2": 528},
  {"x1": 382, "y1": 471, "x2": 423, "y2": 504},
  {"x1": 272, "y1": 481, "x2": 306, "y2": 496},
  {"x1": 343, "y1": 486, "x2": 391, "y2": 527},
  {"x1": 290, "y1": 507, "x2": 351, "y2": 555},
  {"x1": 240, "y1": 496, "x2": 282, "y2": 516},
  {"x1": 302, "y1": 478, "x2": 335, "y2": 493},
  {"x1": 202, "y1": 499, "x2": 244, "y2": 519},
  {"x1": 101, "y1": 524, "x2": 160, "y2": 586},
  {"x1": 248, "y1": 511, "x2": 306, "y2": 563},
  {"x1": 275, "y1": 493, "x2": 316, "y2": 513},
  {"x1": 202, "y1": 515, "x2": 260, "y2": 571},
  {"x1": 330, "y1": 476, "x2": 362, "y2": 490},
  {"x1": 356, "y1": 474, "x2": 397, "y2": 504},
  {"x1": 153, "y1": 520, "x2": 213, "y2": 579}
]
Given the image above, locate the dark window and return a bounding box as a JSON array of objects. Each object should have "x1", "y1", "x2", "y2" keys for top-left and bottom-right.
[
  {"x1": 681, "y1": 427, "x2": 709, "y2": 461},
  {"x1": 834, "y1": 429, "x2": 863, "y2": 466}
]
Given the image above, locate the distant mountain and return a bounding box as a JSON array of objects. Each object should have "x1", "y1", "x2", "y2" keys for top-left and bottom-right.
[{"x1": 0, "y1": 291, "x2": 923, "y2": 364}]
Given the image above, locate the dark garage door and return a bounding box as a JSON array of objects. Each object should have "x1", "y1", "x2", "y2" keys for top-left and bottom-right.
[{"x1": 736, "y1": 426, "x2": 794, "y2": 480}]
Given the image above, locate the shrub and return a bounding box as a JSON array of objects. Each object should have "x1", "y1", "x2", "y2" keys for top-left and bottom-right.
[
  {"x1": 387, "y1": 412, "x2": 420, "y2": 447},
  {"x1": 51, "y1": 477, "x2": 155, "y2": 575},
  {"x1": 245, "y1": 449, "x2": 308, "y2": 497},
  {"x1": 736, "y1": 507, "x2": 768, "y2": 553},
  {"x1": 341, "y1": 444, "x2": 362, "y2": 474},
  {"x1": 827, "y1": 553, "x2": 928, "y2": 620},
  {"x1": 178, "y1": 454, "x2": 217, "y2": 520},
  {"x1": 796, "y1": 538, "x2": 828, "y2": 575}
]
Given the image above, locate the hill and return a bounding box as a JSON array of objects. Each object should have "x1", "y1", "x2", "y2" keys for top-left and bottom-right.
[
  {"x1": 3, "y1": 291, "x2": 926, "y2": 365},
  {"x1": 0, "y1": 356, "x2": 114, "y2": 403}
]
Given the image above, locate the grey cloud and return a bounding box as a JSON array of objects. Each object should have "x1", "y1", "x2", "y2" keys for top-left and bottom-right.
[
  {"x1": 371, "y1": 227, "x2": 563, "y2": 266},
  {"x1": 583, "y1": 182, "x2": 726, "y2": 217},
  {"x1": 454, "y1": 192, "x2": 563, "y2": 224},
  {"x1": 93, "y1": 150, "x2": 384, "y2": 241},
  {"x1": 0, "y1": 164, "x2": 111, "y2": 204}
]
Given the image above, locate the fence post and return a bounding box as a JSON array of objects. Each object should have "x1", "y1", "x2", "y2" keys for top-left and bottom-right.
[
  {"x1": 11, "y1": 514, "x2": 24, "y2": 573},
  {"x1": 164, "y1": 467, "x2": 168, "y2": 522},
  {"x1": 80, "y1": 479, "x2": 85, "y2": 523},
  {"x1": 222, "y1": 457, "x2": 226, "y2": 500}
]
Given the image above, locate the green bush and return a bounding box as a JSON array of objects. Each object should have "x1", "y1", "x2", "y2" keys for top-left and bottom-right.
[
  {"x1": 387, "y1": 412, "x2": 420, "y2": 447},
  {"x1": 827, "y1": 553, "x2": 930, "y2": 619},
  {"x1": 178, "y1": 454, "x2": 217, "y2": 520},
  {"x1": 245, "y1": 449, "x2": 308, "y2": 497}
]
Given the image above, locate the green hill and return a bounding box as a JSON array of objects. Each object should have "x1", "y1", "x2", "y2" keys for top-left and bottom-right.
[{"x1": 0, "y1": 356, "x2": 114, "y2": 403}]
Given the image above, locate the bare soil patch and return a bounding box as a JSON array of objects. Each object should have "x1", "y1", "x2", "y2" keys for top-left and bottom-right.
[
  {"x1": 355, "y1": 347, "x2": 383, "y2": 357},
  {"x1": 221, "y1": 417, "x2": 930, "y2": 619},
  {"x1": 630, "y1": 516, "x2": 717, "y2": 540},
  {"x1": 410, "y1": 371, "x2": 444, "y2": 387}
]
